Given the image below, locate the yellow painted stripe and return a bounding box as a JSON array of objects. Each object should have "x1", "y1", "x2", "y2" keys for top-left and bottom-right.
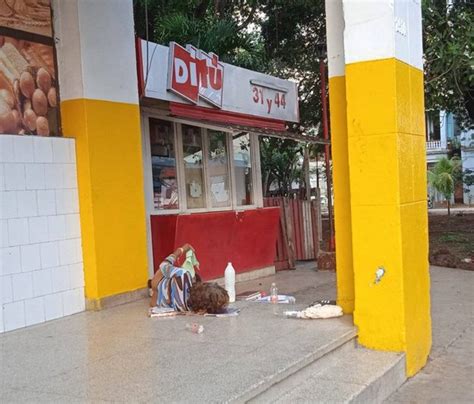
[{"x1": 61, "y1": 99, "x2": 148, "y2": 300}]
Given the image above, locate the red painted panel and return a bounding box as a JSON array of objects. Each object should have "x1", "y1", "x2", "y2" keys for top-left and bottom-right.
[
  {"x1": 150, "y1": 214, "x2": 178, "y2": 272},
  {"x1": 170, "y1": 102, "x2": 287, "y2": 132},
  {"x1": 151, "y1": 208, "x2": 280, "y2": 280}
]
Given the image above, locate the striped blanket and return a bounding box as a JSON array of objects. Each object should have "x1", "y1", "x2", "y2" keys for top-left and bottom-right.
[{"x1": 156, "y1": 255, "x2": 193, "y2": 312}]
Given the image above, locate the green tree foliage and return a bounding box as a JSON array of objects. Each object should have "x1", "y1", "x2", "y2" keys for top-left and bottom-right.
[
  {"x1": 423, "y1": 0, "x2": 474, "y2": 128},
  {"x1": 259, "y1": 0, "x2": 326, "y2": 133},
  {"x1": 428, "y1": 156, "x2": 462, "y2": 214},
  {"x1": 133, "y1": 0, "x2": 266, "y2": 70},
  {"x1": 259, "y1": 137, "x2": 302, "y2": 196}
]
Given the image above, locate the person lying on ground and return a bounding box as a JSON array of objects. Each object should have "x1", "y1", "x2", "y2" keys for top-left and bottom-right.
[{"x1": 149, "y1": 243, "x2": 229, "y2": 314}]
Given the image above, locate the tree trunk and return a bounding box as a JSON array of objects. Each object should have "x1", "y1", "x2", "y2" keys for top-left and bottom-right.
[{"x1": 447, "y1": 199, "x2": 451, "y2": 216}]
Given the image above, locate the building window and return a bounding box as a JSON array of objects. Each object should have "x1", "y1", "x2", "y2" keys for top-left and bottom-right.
[
  {"x1": 145, "y1": 116, "x2": 261, "y2": 214},
  {"x1": 182, "y1": 124, "x2": 206, "y2": 209},
  {"x1": 207, "y1": 130, "x2": 231, "y2": 208},
  {"x1": 149, "y1": 119, "x2": 179, "y2": 210},
  {"x1": 233, "y1": 132, "x2": 253, "y2": 206}
]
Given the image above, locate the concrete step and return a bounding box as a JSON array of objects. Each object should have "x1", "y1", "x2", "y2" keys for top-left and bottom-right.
[{"x1": 246, "y1": 339, "x2": 406, "y2": 404}]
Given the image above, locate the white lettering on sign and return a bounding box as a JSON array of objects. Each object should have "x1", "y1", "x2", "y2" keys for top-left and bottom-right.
[
  {"x1": 167, "y1": 42, "x2": 224, "y2": 108},
  {"x1": 140, "y1": 40, "x2": 300, "y2": 123}
]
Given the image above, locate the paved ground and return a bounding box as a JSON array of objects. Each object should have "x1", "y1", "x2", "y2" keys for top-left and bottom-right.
[
  {"x1": 386, "y1": 266, "x2": 474, "y2": 403},
  {"x1": 1, "y1": 265, "x2": 473, "y2": 403},
  {"x1": 1, "y1": 267, "x2": 355, "y2": 403}
]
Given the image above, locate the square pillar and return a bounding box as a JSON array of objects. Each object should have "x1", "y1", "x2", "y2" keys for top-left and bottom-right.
[
  {"x1": 325, "y1": 0, "x2": 354, "y2": 313},
  {"x1": 342, "y1": 0, "x2": 431, "y2": 376},
  {"x1": 52, "y1": 0, "x2": 148, "y2": 305}
]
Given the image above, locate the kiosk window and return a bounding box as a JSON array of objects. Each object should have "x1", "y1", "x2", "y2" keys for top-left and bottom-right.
[
  {"x1": 149, "y1": 119, "x2": 179, "y2": 210},
  {"x1": 207, "y1": 130, "x2": 231, "y2": 208},
  {"x1": 233, "y1": 132, "x2": 253, "y2": 206},
  {"x1": 182, "y1": 124, "x2": 206, "y2": 209}
]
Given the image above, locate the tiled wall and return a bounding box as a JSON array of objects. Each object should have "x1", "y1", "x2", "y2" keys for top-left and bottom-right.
[{"x1": 0, "y1": 135, "x2": 85, "y2": 333}]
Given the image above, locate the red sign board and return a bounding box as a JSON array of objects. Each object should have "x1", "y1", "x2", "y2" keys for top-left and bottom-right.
[{"x1": 167, "y1": 42, "x2": 224, "y2": 108}]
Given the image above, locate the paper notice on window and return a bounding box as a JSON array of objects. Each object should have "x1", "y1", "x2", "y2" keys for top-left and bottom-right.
[{"x1": 211, "y1": 177, "x2": 229, "y2": 203}]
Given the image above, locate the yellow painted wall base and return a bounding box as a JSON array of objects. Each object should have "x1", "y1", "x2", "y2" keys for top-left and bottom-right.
[
  {"x1": 345, "y1": 58, "x2": 431, "y2": 376},
  {"x1": 61, "y1": 99, "x2": 148, "y2": 300},
  {"x1": 328, "y1": 75, "x2": 354, "y2": 314}
]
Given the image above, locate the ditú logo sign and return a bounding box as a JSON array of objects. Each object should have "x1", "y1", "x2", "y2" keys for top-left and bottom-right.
[{"x1": 167, "y1": 42, "x2": 224, "y2": 108}]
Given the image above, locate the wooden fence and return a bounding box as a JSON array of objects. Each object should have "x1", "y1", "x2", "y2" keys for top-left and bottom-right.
[{"x1": 264, "y1": 197, "x2": 322, "y2": 270}]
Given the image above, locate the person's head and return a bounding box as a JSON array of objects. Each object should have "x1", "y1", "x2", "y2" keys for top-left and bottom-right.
[{"x1": 188, "y1": 282, "x2": 229, "y2": 314}]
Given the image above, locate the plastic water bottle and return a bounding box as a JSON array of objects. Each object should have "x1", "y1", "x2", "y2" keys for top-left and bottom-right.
[
  {"x1": 270, "y1": 282, "x2": 278, "y2": 304},
  {"x1": 225, "y1": 262, "x2": 236, "y2": 303}
]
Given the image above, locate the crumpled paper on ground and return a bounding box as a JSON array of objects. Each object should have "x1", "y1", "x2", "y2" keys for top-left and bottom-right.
[{"x1": 284, "y1": 304, "x2": 343, "y2": 319}]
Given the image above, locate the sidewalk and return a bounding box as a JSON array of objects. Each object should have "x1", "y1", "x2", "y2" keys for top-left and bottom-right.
[
  {"x1": 385, "y1": 266, "x2": 474, "y2": 403},
  {"x1": 1, "y1": 266, "x2": 354, "y2": 403}
]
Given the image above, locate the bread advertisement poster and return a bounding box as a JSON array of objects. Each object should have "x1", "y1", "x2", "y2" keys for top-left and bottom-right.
[{"x1": 0, "y1": 0, "x2": 59, "y2": 136}]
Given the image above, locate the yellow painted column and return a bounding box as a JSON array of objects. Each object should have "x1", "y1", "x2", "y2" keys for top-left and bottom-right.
[
  {"x1": 52, "y1": 0, "x2": 148, "y2": 304},
  {"x1": 325, "y1": 0, "x2": 354, "y2": 313},
  {"x1": 342, "y1": 0, "x2": 431, "y2": 376}
]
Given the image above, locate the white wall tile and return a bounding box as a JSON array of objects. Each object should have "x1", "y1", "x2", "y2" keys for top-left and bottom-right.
[
  {"x1": 37, "y1": 190, "x2": 56, "y2": 216},
  {"x1": 0, "y1": 136, "x2": 14, "y2": 163},
  {"x1": 13, "y1": 136, "x2": 34, "y2": 163},
  {"x1": 40, "y1": 242, "x2": 60, "y2": 268},
  {"x1": 32, "y1": 269, "x2": 52, "y2": 297},
  {"x1": 25, "y1": 296, "x2": 45, "y2": 326},
  {"x1": 33, "y1": 138, "x2": 53, "y2": 163},
  {"x1": 25, "y1": 164, "x2": 46, "y2": 190},
  {"x1": 63, "y1": 164, "x2": 78, "y2": 189},
  {"x1": 1, "y1": 220, "x2": 8, "y2": 247},
  {"x1": 0, "y1": 163, "x2": 4, "y2": 191},
  {"x1": 1, "y1": 247, "x2": 21, "y2": 275},
  {"x1": 65, "y1": 214, "x2": 81, "y2": 239},
  {"x1": 44, "y1": 293, "x2": 63, "y2": 320},
  {"x1": 68, "y1": 141, "x2": 76, "y2": 164},
  {"x1": 0, "y1": 191, "x2": 18, "y2": 219},
  {"x1": 20, "y1": 244, "x2": 41, "y2": 272},
  {"x1": 28, "y1": 217, "x2": 48, "y2": 243},
  {"x1": 1, "y1": 275, "x2": 13, "y2": 303},
  {"x1": 69, "y1": 263, "x2": 84, "y2": 289},
  {"x1": 3, "y1": 300, "x2": 26, "y2": 331},
  {"x1": 51, "y1": 266, "x2": 70, "y2": 292},
  {"x1": 47, "y1": 215, "x2": 66, "y2": 241},
  {"x1": 7, "y1": 218, "x2": 29, "y2": 246},
  {"x1": 17, "y1": 190, "x2": 38, "y2": 217},
  {"x1": 12, "y1": 272, "x2": 34, "y2": 301},
  {"x1": 0, "y1": 304, "x2": 3, "y2": 333},
  {"x1": 62, "y1": 288, "x2": 85, "y2": 316},
  {"x1": 59, "y1": 239, "x2": 81, "y2": 265},
  {"x1": 4, "y1": 163, "x2": 26, "y2": 191},
  {"x1": 56, "y1": 189, "x2": 78, "y2": 214},
  {"x1": 51, "y1": 138, "x2": 71, "y2": 164},
  {"x1": 44, "y1": 164, "x2": 64, "y2": 189}
]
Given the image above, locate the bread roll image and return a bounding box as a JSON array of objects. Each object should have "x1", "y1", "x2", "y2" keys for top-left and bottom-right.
[
  {"x1": 32, "y1": 88, "x2": 48, "y2": 116},
  {"x1": 2, "y1": 43, "x2": 29, "y2": 74},
  {"x1": 0, "y1": 89, "x2": 15, "y2": 109},
  {"x1": 47, "y1": 87, "x2": 56, "y2": 107},
  {"x1": 11, "y1": 109, "x2": 21, "y2": 130},
  {"x1": 24, "y1": 108, "x2": 37, "y2": 131},
  {"x1": 0, "y1": 36, "x2": 4, "y2": 47},
  {"x1": 20, "y1": 71, "x2": 35, "y2": 98},
  {"x1": 36, "y1": 67, "x2": 51, "y2": 93},
  {"x1": 0, "y1": 99, "x2": 16, "y2": 133},
  {"x1": 36, "y1": 116, "x2": 49, "y2": 136}
]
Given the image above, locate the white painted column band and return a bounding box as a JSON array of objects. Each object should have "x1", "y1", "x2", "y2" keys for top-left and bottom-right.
[
  {"x1": 52, "y1": 0, "x2": 139, "y2": 104},
  {"x1": 342, "y1": 0, "x2": 423, "y2": 70},
  {"x1": 326, "y1": 0, "x2": 346, "y2": 78}
]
